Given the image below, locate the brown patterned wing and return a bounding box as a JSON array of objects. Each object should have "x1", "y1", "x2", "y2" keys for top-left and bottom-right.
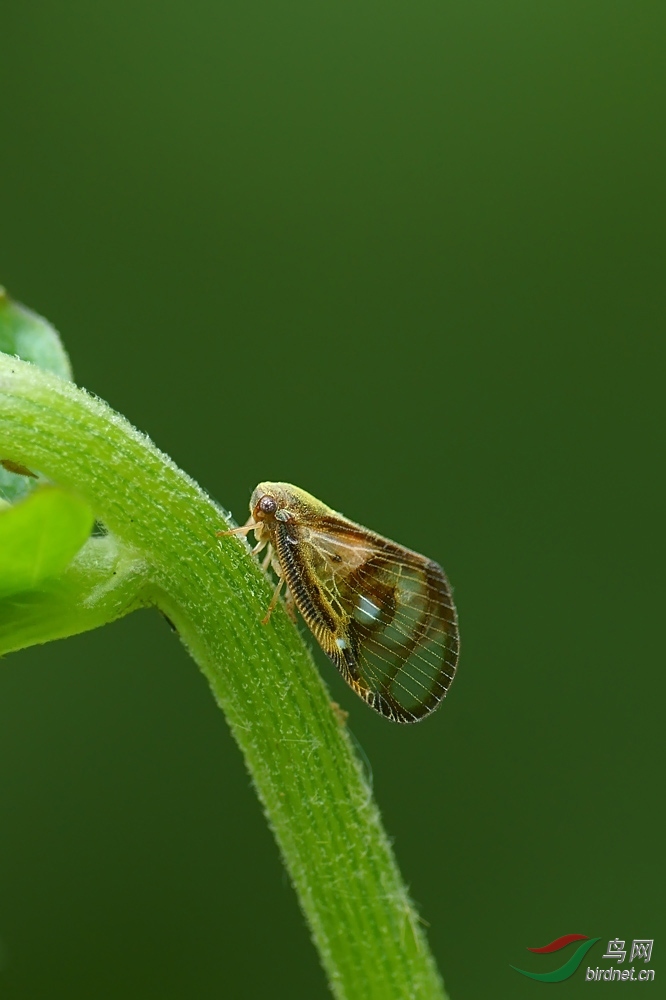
[{"x1": 278, "y1": 515, "x2": 459, "y2": 723}]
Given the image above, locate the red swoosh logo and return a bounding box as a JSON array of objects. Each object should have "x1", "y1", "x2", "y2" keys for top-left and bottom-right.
[{"x1": 528, "y1": 934, "x2": 589, "y2": 954}]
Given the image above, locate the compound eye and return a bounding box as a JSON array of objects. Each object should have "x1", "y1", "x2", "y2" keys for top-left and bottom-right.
[{"x1": 259, "y1": 495, "x2": 278, "y2": 515}]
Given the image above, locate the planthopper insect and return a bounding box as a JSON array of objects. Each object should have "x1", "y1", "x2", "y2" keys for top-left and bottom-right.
[{"x1": 218, "y1": 483, "x2": 459, "y2": 723}]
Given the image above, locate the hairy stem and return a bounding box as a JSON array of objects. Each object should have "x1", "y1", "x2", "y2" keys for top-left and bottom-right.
[{"x1": 0, "y1": 354, "x2": 447, "y2": 1000}]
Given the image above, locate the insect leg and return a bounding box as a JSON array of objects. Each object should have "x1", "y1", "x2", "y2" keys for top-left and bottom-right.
[
  {"x1": 216, "y1": 524, "x2": 253, "y2": 538},
  {"x1": 261, "y1": 578, "x2": 285, "y2": 625},
  {"x1": 216, "y1": 515, "x2": 256, "y2": 539},
  {"x1": 283, "y1": 584, "x2": 298, "y2": 622},
  {"x1": 258, "y1": 542, "x2": 272, "y2": 566}
]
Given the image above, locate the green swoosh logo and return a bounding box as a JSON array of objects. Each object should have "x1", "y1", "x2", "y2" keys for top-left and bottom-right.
[{"x1": 511, "y1": 937, "x2": 600, "y2": 982}]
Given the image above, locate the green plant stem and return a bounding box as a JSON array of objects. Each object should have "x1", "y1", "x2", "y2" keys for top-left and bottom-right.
[{"x1": 0, "y1": 354, "x2": 448, "y2": 1000}]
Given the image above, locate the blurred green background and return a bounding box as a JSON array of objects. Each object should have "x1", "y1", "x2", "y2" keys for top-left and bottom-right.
[{"x1": 1, "y1": 2, "x2": 663, "y2": 997}]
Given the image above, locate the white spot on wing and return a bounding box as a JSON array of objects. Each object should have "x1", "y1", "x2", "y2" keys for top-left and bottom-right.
[
  {"x1": 336, "y1": 637, "x2": 347, "y2": 649},
  {"x1": 354, "y1": 595, "x2": 381, "y2": 624}
]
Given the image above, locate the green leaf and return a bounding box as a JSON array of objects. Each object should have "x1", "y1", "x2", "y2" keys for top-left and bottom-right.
[
  {"x1": 0, "y1": 287, "x2": 72, "y2": 379},
  {"x1": 0, "y1": 288, "x2": 72, "y2": 503},
  {"x1": 0, "y1": 486, "x2": 94, "y2": 599}
]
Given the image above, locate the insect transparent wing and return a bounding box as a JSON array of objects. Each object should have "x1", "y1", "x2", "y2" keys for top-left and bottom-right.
[{"x1": 302, "y1": 518, "x2": 459, "y2": 723}]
